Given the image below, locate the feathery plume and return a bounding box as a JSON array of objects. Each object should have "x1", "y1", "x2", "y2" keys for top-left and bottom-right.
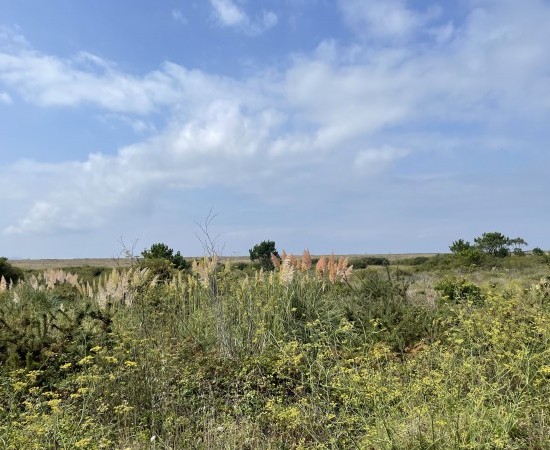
[
  {"x1": 301, "y1": 249, "x2": 312, "y2": 272},
  {"x1": 328, "y1": 254, "x2": 337, "y2": 284},
  {"x1": 280, "y1": 256, "x2": 295, "y2": 285},
  {"x1": 271, "y1": 252, "x2": 281, "y2": 270},
  {"x1": 316, "y1": 256, "x2": 327, "y2": 278}
]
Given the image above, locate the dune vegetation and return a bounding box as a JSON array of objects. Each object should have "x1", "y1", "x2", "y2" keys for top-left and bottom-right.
[{"x1": 0, "y1": 247, "x2": 549, "y2": 449}]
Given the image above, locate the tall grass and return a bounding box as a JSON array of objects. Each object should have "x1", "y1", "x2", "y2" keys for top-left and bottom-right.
[{"x1": 0, "y1": 254, "x2": 549, "y2": 448}]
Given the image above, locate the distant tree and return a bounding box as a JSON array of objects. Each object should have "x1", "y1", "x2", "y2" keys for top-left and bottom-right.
[
  {"x1": 509, "y1": 237, "x2": 528, "y2": 252},
  {"x1": 532, "y1": 247, "x2": 546, "y2": 256},
  {"x1": 473, "y1": 232, "x2": 513, "y2": 257},
  {"x1": 0, "y1": 257, "x2": 23, "y2": 285},
  {"x1": 249, "y1": 240, "x2": 279, "y2": 271},
  {"x1": 449, "y1": 239, "x2": 472, "y2": 254},
  {"x1": 513, "y1": 248, "x2": 526, "y2": 257},
  {"x1": 141, "y1": 243, "x2": 189, "y2": 270}
]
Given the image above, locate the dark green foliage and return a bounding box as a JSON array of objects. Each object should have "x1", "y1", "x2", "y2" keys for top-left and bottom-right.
[
  {"x1": 141, "y1": 242, "x2": 190, "y2": 271},
  {"x1": 449, "y1": 232, "x2": 528, "y2": 263},
  {"x1": 249, "y1": 240, "x2": 279, "y2": 270},
  {"x1": 64, "y1": 265, "x2": 107, "y2": 284},
  {"x1": 473, "y1": 232, "x2": 515, "y2": 257},
  {"x1": 509, "y1": 237, "x2": 528, "y2": 251},
  {"x1": 454, "y1": 247, "x2": 484, "y2": 265},
  {"x1": 139, "y1": 257, "x2": 176, "y2": 281},
  {"x1": 434, "y1": 277, "x2": 484, "y2": 305},
  {"x1": 0, "y1": 285, "x2": 112, "y2": 373},
  {"x1": 473, "y1": 232, "x2": 510, "y2": 256},
  {"x1": 0, "y1": 257, "x2": 23, "y2": 285},
  {"x1": 449, "y1": 239, "x2": 472, "y2": 254},
  {"x1": 349, "y1": 256, "x2": 390, "y2": 268},
  {"x1": 344, "y1": 268, "x2": 435, "y2": 353},
  {"x1": 532, "y1": 247, "x2": 545, "y2": 256}
]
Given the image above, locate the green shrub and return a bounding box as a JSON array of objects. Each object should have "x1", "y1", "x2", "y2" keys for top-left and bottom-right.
[
  {"x1": 0, "y1": 257, "x2": 23, "y2": 285},
  {"x1": 139, "y1": 257, "x2": 177, "y2": 281},
  {"x1": 344, "y1": 269, "x2": 435, "y2": 353},
  {"x1": 349, "y1": 256, "x2": 390, "y2": 268},
  {"x1": 449, "y1": 238, "x2": 472, "y2": 253},
  {"x1": 249, "y1": 240, "x2": 279, "y2": 270},
  {"x1": 434, "y1": 277, "x2": 484, "y2": 305},
  {"x1": 141, "y1": 242, "x2": 190, "y2": 270}
]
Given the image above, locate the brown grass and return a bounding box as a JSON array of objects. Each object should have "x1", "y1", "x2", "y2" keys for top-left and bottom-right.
[
  {"x1": 9, "y1": 258, "x2": 133, "y2": 270},
  {"x1": 9, "y1": 253, "x2": 440, "y2": 271}
]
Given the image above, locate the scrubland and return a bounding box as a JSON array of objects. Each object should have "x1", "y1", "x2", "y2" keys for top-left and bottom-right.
[{"x1": 1, "y1": 253, "x2": 549, "y2": 449}]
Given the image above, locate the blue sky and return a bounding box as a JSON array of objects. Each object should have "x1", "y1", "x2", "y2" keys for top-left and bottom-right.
[{"x1": 1, "y1": 0, "x2": 549, "y2": 259}]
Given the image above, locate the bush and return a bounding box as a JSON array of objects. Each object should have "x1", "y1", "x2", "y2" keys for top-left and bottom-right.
[
  {"x1": 0, "y1": 257, "x2": 23, "y2": 285},
  {"x1": 141, "y1": 243, "x2": 190, "y2": 271},
  {"x1": 532, "y1": 247, "x2": 546, "y2": 256},
  {"x1": 249, "y1": 240, "x2": 279, "y2": 271},
  {"x1": 454, "y1": 247, "x2": 484, "y2": 266},
  {"x1": 434, "y1": 277, "x2": 484, "y2": 305},
  {"x1": 344, "y1": 268, "x2": 434, "y2": 353},
  {"x1": 349, "y1": 256, "x2": 389, "y2": 269},
  {"x1": 449, "y1": 239, "x2": 472, "y2": 254}
]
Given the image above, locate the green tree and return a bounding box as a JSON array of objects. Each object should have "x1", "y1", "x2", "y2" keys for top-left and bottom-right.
[
  {"x1": 0, "y1": 257, "x2": 23, "y2": 285},
  {"x1": 509, "y1": 237, "x2": 528, "y2": 252},
  {"x1": 473, "y1": 232, "x2": 512, "y2": 257},
  {"x1": 141, "y1": 243, "x2": 189, "y2": 270},
  {"x1": 0, "y1": 257, "x2": 24, "y2": 285},
  {"x1": 249, "y1": 240, "x2": 279, "y2": 270},
  {"x1": 449, "y1": 239, "x2": 472, "y2": 254}
]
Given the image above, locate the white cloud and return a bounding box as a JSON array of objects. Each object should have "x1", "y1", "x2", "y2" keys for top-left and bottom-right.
[
  {"x1": 2, "y1": 0, "x2": 550, "y2": 237},
  {"x1": 0, "y1": 37, "x2": 246, "y2": 114},
  {"x1": 3, "y1": 101, "x2": 281, "y2": 235},
  {"x1": 339, "y1": 0, "x2": 437, "y2": 41},
  {"x1": 209, "y1": 0, "x2": 278, "y2": 35},
  {"x1": 354, "y1": 146, "x2": 410, "y2": 173},
  {"x1": 0, "y1": 90, "x2": 11, "y2": 104},
  {"x1": 210, "y1": 0, "x2": 248, "y2": 27}
]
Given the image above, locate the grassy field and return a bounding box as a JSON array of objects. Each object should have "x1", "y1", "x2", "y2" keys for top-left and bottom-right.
[
  {"x1": 1, "y1": 252, "x2": 549, "y2": 448},
  {"x1": 9, "y1": 258, "x2": 134, "y2": 270},
  {"x1": 9, "y1": 253, "x2": 437, "y2": 270}
]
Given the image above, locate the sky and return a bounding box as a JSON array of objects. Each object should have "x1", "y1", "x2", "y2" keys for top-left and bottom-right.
[{"x1": 0, "y1": 0, "x2": 549, "y2": 259}]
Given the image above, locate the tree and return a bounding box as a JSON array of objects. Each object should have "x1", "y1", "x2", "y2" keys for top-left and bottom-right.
[
  {"x1": 0, "y1": 257, "x2": 23, "y2": 286},
  {"x1": 509, "y1": 237, "x2": 528, "y2": 252},
  {"x1": 249, "y1": 240, "x2": 279, "y2": 270},
  {"x1": 141, "y1": 243, "x2": 189, "y2": 270},
  {"x1": 472, "y1": 232, "x2": 527, "y2": 258},
  {"x1": 449, "y1": 239, "x2": 472, "y2": 254}
]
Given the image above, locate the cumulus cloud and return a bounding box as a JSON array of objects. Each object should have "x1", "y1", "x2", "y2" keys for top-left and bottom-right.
[
  {"x1": 0, "y1": 33, "x2": 246, "y2": 115},
  {"x1": 3, "y1": 101, "x2": 282, "y2": 235},
  {"x1": 339, "y1": 0, "x2": 439, "y2": 41},
  {"x1": 210, "y1": 0, "x2": 248, "y2": 26},
  {"x1": 209, "y1": 0, "x2": 277, "y2": 35},
  {"x1": 2, "y1": 0, "x2": 550, "y2": 236}
]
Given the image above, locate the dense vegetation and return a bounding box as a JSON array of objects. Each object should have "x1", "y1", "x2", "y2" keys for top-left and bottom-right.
[{"x1": 0, "y1": 249, "x2": 549, "y2": 448}]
